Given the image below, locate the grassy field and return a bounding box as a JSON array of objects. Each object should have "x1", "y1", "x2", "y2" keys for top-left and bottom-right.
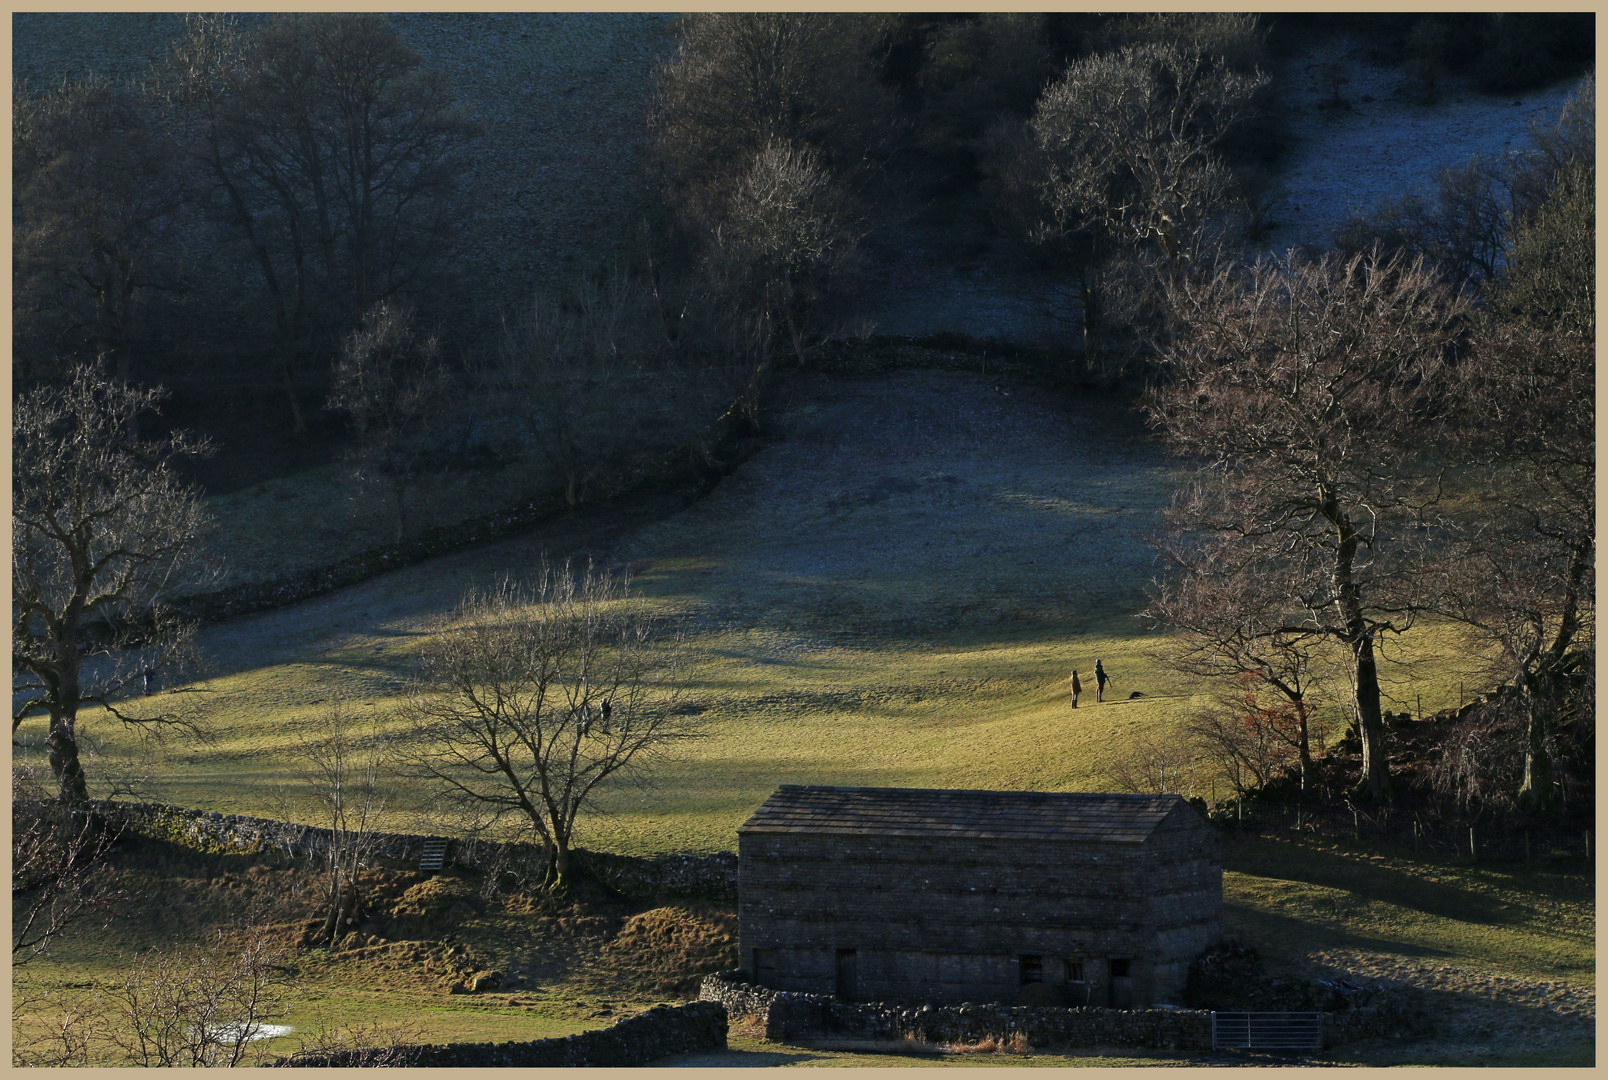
[
  {"x1": 20, "y1": 366, "x2": 1493, "y2": 852},
  {"x1": 15, "y1": 364, "x2": 1590, "y2": 1066}
]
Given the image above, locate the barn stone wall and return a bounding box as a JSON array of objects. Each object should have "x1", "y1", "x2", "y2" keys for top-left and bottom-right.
[
  {"x1": 1141, "y1": 806, "x2": 1223, "y2": 1001},
  {"x1": 738, "y1": 809, "x2": 1220, "y2": 1008}
]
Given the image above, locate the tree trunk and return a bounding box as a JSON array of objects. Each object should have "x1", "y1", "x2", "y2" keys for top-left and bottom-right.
[
  {"x1": 393, "y1": 478, "x2": 409, "y2": 543},
  {"x1": 1347, "y1": 631, "x2": 1390, "y2": 801},
  {"x1": 1324, "y1": 495, "x2": 1390, "y2": 801},
  {"x1": 1294, "y1": 698, "x2": 1313, "y2": 793},
  {"x1": 1517, "y1": 675, "x2": 1555, "y2": 813},
  {"x1": 1518, "y1": 540, "x2": 1588, "y2": 812},
  {"x1": 539, "y1": 836, "x2": 559, "y2": 889},
  {"x1": 320, "y1": 875, "x2": 359, "y2": 947},
  {"x1": 48, "y1": 713, "x2": 91, "y2": 807},
  {"x1": 1078, "y1": 269, "x2": 1099, "y2": 352},
  {"x1": 47, "y1": 622, "x2": 90, "y2": 806},
  {"x1": 283, "y1": 349, "x2": 306, "y2": 434}
]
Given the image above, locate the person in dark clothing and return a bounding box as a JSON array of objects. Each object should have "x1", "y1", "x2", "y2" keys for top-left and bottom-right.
[
  {"x1": 143, "y1": 666, "x2": 158, "y2": 696},
  {"x1": 600, "y1": 697, "x2": 612, "y2": 733},
  {"x1": 1094, "y1": 659, "x2": 1111, "y2": 702},
  {"x1": 1070, "y1": 669, "x2": 1082, "y2": 708}
]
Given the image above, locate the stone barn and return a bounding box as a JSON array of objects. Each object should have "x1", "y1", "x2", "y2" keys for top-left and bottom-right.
[{"x1": 738, "y1": 786, "x2": 1220, "y2": 1009}]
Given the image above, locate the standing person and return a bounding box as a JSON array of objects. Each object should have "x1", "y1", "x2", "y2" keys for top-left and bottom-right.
[
  {"x1": 1094, "y1": 659, "x2": 1111, "y2": 702},
  {"x1": 142, "y1": 666, "x2": 158, "y2": 697},
  {"x1": 1070, "y1": 668, "x2": 1082, "y2": 709}
]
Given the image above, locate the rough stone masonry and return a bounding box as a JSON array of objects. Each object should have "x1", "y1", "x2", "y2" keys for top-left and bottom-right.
[{"x1": 737, "y1": 786, "x2": 1221, "y2": 1009}]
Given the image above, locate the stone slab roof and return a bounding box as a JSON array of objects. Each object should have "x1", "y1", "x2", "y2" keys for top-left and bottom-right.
[{"x1": 739, "y1": 786, "x2": 1187, "y2": 845}]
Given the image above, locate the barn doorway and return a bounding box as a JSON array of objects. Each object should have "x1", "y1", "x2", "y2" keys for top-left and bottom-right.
[
  {"x1": 835, "y1": 949, "x2": 858, "y2": 1001},
  {"x1": 753, "y1": 949, "x2": 776, "y2": 988},
  {"x1": 1108, "y1": 957, "x2": 1133, "y2": 1008},
  {"x1": 1019, "y1": 955, "x2": 1043, "y2": 985}
]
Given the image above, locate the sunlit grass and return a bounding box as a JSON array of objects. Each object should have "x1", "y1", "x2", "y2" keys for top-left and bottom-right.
[
  {"x1": 1223, "y1": 834, "x2": 1595, "y2": 989},
  {"x1": 13, "y1": 368, "x2": 1560, "y2": 862},
  {"x1": 43, "y1": 614, "x2": 1495, "y2": 857}
]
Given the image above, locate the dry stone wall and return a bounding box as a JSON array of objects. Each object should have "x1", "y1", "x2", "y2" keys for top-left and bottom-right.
[
  {"x1": 700, "y1": 971, "x2": 1426, "y2": 1050},
  {"x1": 89, "y1": 800, "x2": 737, "y2": 902},
  {"x1": 701, "y1": 971, "x2": 1213, "y2": 1048},
  {"x1": 13, "y1": 12, "x2": 675, "y2": 320}
]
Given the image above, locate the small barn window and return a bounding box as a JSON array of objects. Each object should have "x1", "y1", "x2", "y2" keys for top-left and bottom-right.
[
  {"x1": 1019, "y1": 955, "x2": 1043, "y2": 985},
  {"x1": 1065, "y1": 959, "x2": 1086, "y2": 983}
]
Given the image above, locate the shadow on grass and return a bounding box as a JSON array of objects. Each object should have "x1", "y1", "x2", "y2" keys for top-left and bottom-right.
[
  {"x1": 1225, "y1": 839, "x2": 1516, "y2": 926},
  {"x1": 1223, "y1": 899, "x2": 1455, "y2": 959}
]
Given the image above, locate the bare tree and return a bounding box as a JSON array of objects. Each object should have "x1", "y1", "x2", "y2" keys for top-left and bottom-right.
[
  {"x1": 1437, "y1": 207, "x2": 1593, "y2": 812},
  {"x1": 1185, "y1": 690, "x2": 1311, "y2": 801},
  {"x1": 288, "y1": 703, "x2": 395, "y2": 949},
  {"x1": 705, "y1": 140, "x2": 862, "y2": 365},
  {"x1": 407, "y1": 561, "x2": 694, "y2": 890},
  {"x1": 1528, "y1": 72, "x2": 1594, "y2": 179},
  {"x1": 1011, "y1": 39, "x2": 1264, "y2": 352},
  {"x1": 165, "y1": 13, "x2": 477, "y2": 431},
  {"x1": 109, "y1": 927, "x2": 292, "y2": 1068},
  {"x1": 1433, "y1": 513, "x2": 1592, "y2": 814},
  {"x1": 13, "y1": 365, "x2": 217, "y2": 806},
  {"x1": 288, "y1": 1016, "x2": 424, "y2": 1067},
  {"x1": 491, "y1": 267, "x2": 730, "y2": 508},
  {"x1": 1428, "y1": 699, "x2": 1529, "y2": 815},
  {"x1": 327, "y1": 301, "x2": 449, "y2": 542},
  {"x1": 915, "y1": 14, "x2": 1056, "y2": 160},
  {"x1": 650, "y1": 14, "x2": 895, "y2": 364},
  {"x1": 11, "y1": 979, "x2": 104, "y2": 1067},
  {"x1": 1089, "y1": 12, "x2": 1268, "y2": 72},
  {"x1": 12, "y1": 769, "x2": 122, "y2": 967},
  {"x1": 651, "y1": 13, "x2": 899, "y2": 211},
  {"x1": 1494, "y1": 159, "x2": 1593, "y2": 339},
  {"x1": 1146, "y1": 519, "x2": 1337, "y2": 792},
  {"x1": 1149, "y1": 250, "x2": 1470, "y2": 801},
  {"x1": 13, "y1": 78, "x2": 186, "y2": 399},
  {"x1": 1030, "y1": 41, "x2": 1267, "y2": 266},
  {"x1": 1106, "y1": 725, "x2": 1204, "y2": 797}
]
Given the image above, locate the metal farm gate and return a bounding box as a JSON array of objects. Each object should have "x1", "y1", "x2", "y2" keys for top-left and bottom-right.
[{"x1": 1211, "y1": 1012, "x2": 1323, "y2": 1051}]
